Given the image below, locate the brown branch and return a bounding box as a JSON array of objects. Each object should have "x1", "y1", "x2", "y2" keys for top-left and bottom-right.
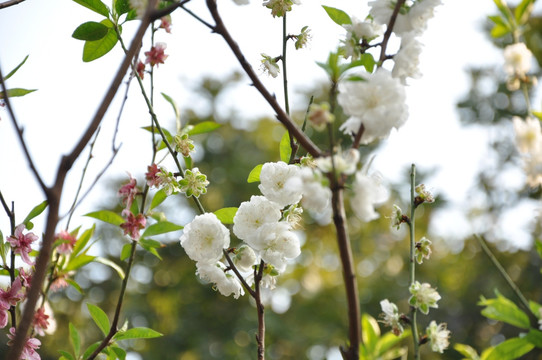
[
  {"x1": 378, "y1": 0, "x2": 406, "y2": 64},
  {"x1": 0, "y1": 0, "x2": 25, "y2": 9},
  {"x1": 254, "y1": 260, "x2": 265, "y2": 360},
  {"x1": 6, "y1": 2, "x2": 156, "y2": 358},
  {"x1": 205, "y1": 0, "x2": 321, "y2": 158}
]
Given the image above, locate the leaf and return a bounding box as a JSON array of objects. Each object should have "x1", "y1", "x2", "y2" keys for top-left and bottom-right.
[
  {"x1": 66, "y1": 254, "x2": 96, "y2": 272},
  {"x1": 69, "y1": 323, "x2": 81, "y2": 358},
  {"x1": 87, "y1": 303, "x2": 111, "y2": 336},
  {"x1": 187, "y1": 121, "x2": 222, "y2": 136},
  {"x1": 375, "y1": 329, "x2": 410, "y2": 356},
  {"x1": 83, "y1": 19, "x2": 118, "y2": 62},
  {"x1": 485, "y1": 337, "x2": 534, "y2": 360},
  {"x1": 58, "y1": 350, "x2": 75, "y2": 360},
  {"x1": 72, "y1": 0, "x2": 110, "y2": 17},
  {"x1": 110, "y1": 346, "x2": 127, "y2": 360},
  {"x1": 529, "y1": 300, "x2": 542, "y2": 319},
  {"x1": 72, "y1": 225, "x2": 95, "y2": 257},
  {"x1": 515, "y1": 0, "x2": 535, "y2": 25},
  {"x1": 214, "y1": 207, "x2": 238, "y2": 225},
  {"x1": 479, "y1": 291, "x2": 530, "y2": 329},
  {"x1": 322, "y1": 5, "x2": 351, "y2": 26},
  {"x1": 142, "y1": 221, "x2": 183, "y2": 237},
  {"x1": 5, "y1": 55, "x2": 29, "y2": 81},
  {"x1": 361, "y1": 313, "x2": 380, "y2": 354},
  {"x1": 95, "y1": 256, "x2": 125, "y2": 279},
  {"x1": 162, "y1": 93, "x2": 181, "y2": 131},
  {"x1": 66, "y1": 279, "x2": 84, "y2": 294},
  {"x1": 525, "y1": 329, "x2": 542, "y2": 348},
  {"x1": 82, "y1": 342, "x2": 101, "y2": 359},
  {"x1": 279, "y1": 131, "x2": 292, "y2": 163},
  {"x1": 120, "y1": 243, "x2": 132, "y2": 261},
  {"x1": 491, "y1": 23, "x2": 511, "y2": 38},
  {"x1": 142, "y1": 125, "x2": 173, "y2": 150},
  {"x1": 113, "y1": 327, "x2": 163, "y2": 341},
  {"x1": 72, "y1": 21, "x2": 109, "y2": 41},
  {"x1": 85, "y1": 210, "x2": 124, "y2": 226},
  {"x1": 454, "y1": 343, "x2": 481, "y2": 359},
  {"x1": 21, "y1": 200, "x2": 48, "y2": 230},
  {"x1": 247, "y1": 164, "x2": 263, "y2": 183},
  {"x1": 114, "y1": 0, "x2": 130, "y2": 16},
  {"x1": 139, "y1": 238, "x2": 163, "y2": 260},
  {"x1": 150, "y1": 189, "x2": 168, "y2": 210},
  {"x1": 0, "y1": 88, "x2": 37, "y2": 99}
]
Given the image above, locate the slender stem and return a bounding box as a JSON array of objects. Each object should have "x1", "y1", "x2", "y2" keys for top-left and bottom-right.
[
  {"x1": 474, "y1": 234, "x2": 539, "y2": 327},
  {"x1": 378, "y1": 0, "x2": 406, "y2": 65},
  {"x1": 254, "y1": 260, "x2": 265, "y2": 360},
  {"x1": 0, "y1": 0, "x2": 25, "y2": 9},
  {"x1": 409, "y1": 164, "x2": 420, "y2": 360},
  {"x1": 282, "y1": 14, "x2": 290, "y2": 116}
]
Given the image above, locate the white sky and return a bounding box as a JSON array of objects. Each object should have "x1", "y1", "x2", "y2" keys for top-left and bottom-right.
[{"x1": 0, "y1": 1, "x2": 536, "y2": 249}]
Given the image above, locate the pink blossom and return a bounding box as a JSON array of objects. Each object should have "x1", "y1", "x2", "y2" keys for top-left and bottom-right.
[
  {"x1": 54, "y1": 230, "x2": 77, "y2": 255},
  {"x1": 120, "y1": 212, "x2": 146, "y2": 240},
  {"x1": 159, "y1": 16, "x2": 172, "y2": 33},
  {"x1": 8, "y1": 225, "x2": 38, "y2": 265},
  {"x1": 144, "y1": 43, "x2": 168, "y2": 67},
  {"x1": 0, "y1": 278, "x2": 24, "y2": 310},
  {"x1": 19, "y1": 268, "x2": 33, "y2": 289},
  {"x1": 0, "y1": 304, "x2": 8, "y2": 328},
  {"x1": 118, "y1": 174, "x2": 138, "y2": 210},
  {"x1": 32, "y1": 307, "x2": 50, "y2": 337},
  {"x1": 7, "y1": 327, "x2": 41, "y2": 360},
  {"x1": 136, "y1": 60, "x2": 145, "y2": 79},
  {"x1": 145, "y1": 163, "x2": 163, "y2": 187},
  {"x1": 50, "y1": 275, "x2": 69, "y2": 292}
]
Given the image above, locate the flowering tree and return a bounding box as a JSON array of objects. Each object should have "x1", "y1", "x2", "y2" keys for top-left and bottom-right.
[{"x1": 1, "y1": 0, "x2": 542, "y2": 360}]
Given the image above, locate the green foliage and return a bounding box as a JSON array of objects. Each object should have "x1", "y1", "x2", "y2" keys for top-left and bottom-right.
[
  {"x1": 4, "y1": 55, "x2": 29, "y2": 81},
  {"x1": 0, "y1": 55, "x2": 36, "y2": 100},
  {"x1": 85, "y1": 210, "x2": 125, "y2": 226},
  {"x1": 22, "y1": 200, "x2": 48, "y2": 230},
  {"x1": 114, "y1": 0, "x2": 130, "y2": 17},
  {"x1": 247, "y1": 164, "x2": 263, "y2": 183},
  {"x1": 87, "y1": 303, "x2": 111, "y2": 336},
  {"x1": 72, "y1": 21, "x2": 109, "y2": 41},
  {"x1": 279, "y1": 131, "x2": 292, "y2": 163},
  {"x1": 82, "y1": 19, "x2": 119, "y2": 62},
  {"x1": 322, "y1": 5, "x2": 352, "y2": 26},
  {"x1": 359, "y1": 313, "x2": 409, "y2": 360},
  {"x1": 113, "y1": 327, "x2": 163, "y2": 340},
  {"x1": 72, "y1": 0, "x2": 110, "y2": 17},
  {"x1": 214, "y1": 207, "x2": 238, "y2": 225},
  {"x1": 478, "y1": 291, "x2": 530, "y2": 329},
  {"x1": 150, "y1": 189, "x2": 168, "y2": 210},
  {"x1": 187, "y1": 121, "x2": 222, "y2": 136},
  {"x1": 139, "y1": 237, "x2": 163, "y2": 260},
  {"x1": 69, "y1": 323, "x2": 81, "y2": 359},
  {"x1": 161, "y1": 92, "x2": 181, "y2": 130},
  {"x1": 95, "y1": 257, "x2": 126, "y2": 279},
  {"x1": 142, "y1": 221, "x2": 183, "y2": 237},
  {"x1": 484, "y1": 337, "x2": 534, "y2": 360},
  {"x1": 454, "y1": 343, "x2": 481, "y2": 360}
]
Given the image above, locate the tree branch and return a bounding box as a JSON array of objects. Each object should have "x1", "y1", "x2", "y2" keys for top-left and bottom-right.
[{"x1": 0, "y1": 0, "x2": 25, "y2": 10}]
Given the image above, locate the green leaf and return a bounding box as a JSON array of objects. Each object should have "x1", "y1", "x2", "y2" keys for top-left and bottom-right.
[
  {"x1": 515, "y1": 0, "x2": 534, "y2": 25},
  {"x1": 535, "y1": 239, "x2": 542, "y2": 260},
  {"x1": 142, "y1": 221, "x2": 183, "y2": 237},
  {"x1": 72, "y1": 21, "x2": 109, "y2": 41},
  {"x1": 69, "y1": 323, "x2": 81, "y2": 358},
  {"x1": 150, "y1": 189, "x2": 168, "y2": 210},
  {"x1": 110, "y1": 346, "x2": 127, "y2": 360},
  {"x1": 87, "y1": 303, "x2": 111, "y2": 336},
  {"x1": 525, "y1": 329, "x2": 542, "y2": 348},
  {"x1": 454, "y1": 343, "x2": 481, "y2": 359},
  {"x1": 0, "y1": 88, "x2": 37, "y2": 99},
  {"x1": 114, "y1": 0, "x2": 130, "y2": 16},
  {"x1": 479, "y1": 292, "x2": 530, "y2": 329},
  {"x1": 247, "y1": 164, "x2": 263, "y2": 183},
  {"x1": 120, "y1": 243, "x2": 132, "y2": 261},
  {"x1": 361, "y1": 314, "x2": 380, "y2": 353},
  {"x1": 322, "y1": 5, "x2": 351, "y2": 26},
  {"x1": 142, "y1": 125, "x2": 173, "y2": 150},
  {"x1": 82, "y1": 342, "x2": 101, "y2": 359},
  {"x1": 66, "y1": 279, "x2": 84, "y2": 294},
  {"x1": 375, "y1": 329, "x2": 410, "y2": 356},
  {"x1": 72, "y1": 225, "x2": 95, "y2": 257},
  {"x1": 184, "y1": 156, "x2": 193, "y2": 169},
  {"x1": 187, "y1": 121, "x2": 222, "y2": 136},
  {"x1": 82, "y1": 19, "x2": 118, "y2": 62},
  {"x1": 490, "y1": 23, "x2": 511, "y2": 38},
  {"x1": 161, "y1": 93, "x2": 181, "y2": 131},
  {"x1": 529, "y1": 300, "x2": 542, "y2": 319},
  {"x1": 4, "y1": 55, "x2": 29, "y2": 81},
  {"x1": 214, "y1": 207, "x2": 238, "y2": 225},
  {"x1": 139, "y1": 238, "x2": 163, "y2": 260},
  {"x1": 279, "y1": 131, "x2": 292, "y2": 163},
  {"x1": 113, "y1": 327, "x2": 163, "y2": 341},
  {"x1": 72, "y1": 0, "x2": 110, "y2": 17},
  {"x1": 58, "y1": 350, "x2": 76, "y2": 360},
  {"x1": 21, "y1": 200, "x2": 48, "y2": 230},
  {"x1": 485, "y1": 337, "x2": 534, "y2": 360},
  {"x1": 66, "y1": 254, "x2": 96, "y2": 272},
  {"x1": 95, "y1": 256, "x2": 125, "y2": 279},
  {"x1": 85, "y1": 210, "x2": 124, "y2": 226}
]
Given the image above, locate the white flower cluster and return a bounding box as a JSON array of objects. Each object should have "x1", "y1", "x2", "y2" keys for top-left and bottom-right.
[
  {"x1": 513, "y1": 116, "x2": 542, "y2": 187},
  {"x1": 369, "y1": 0, "x2": 442, "y2": 84}
]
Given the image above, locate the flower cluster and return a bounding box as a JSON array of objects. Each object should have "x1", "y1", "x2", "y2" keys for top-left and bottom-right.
[
  {"x1": 504, "y1": 43, "x2": 534, "y2": 90},
  {"x1": 8, "y1": 225, "x2": 38, "y2": 266},
  {"x1": 263, "y1": 0, "x2": 300, "y2": 17},
  {"x1": 513, "y1": 116, "x2": 542, "y2": 187}
]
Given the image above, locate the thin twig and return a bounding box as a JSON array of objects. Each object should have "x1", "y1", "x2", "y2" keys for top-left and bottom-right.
[
  {"x1": 378, "y1": 0, "x2": 406, "y2": 65},
  {"x1": 205, "y1": 0, "x2": 321, "y2": 158},
  {"x1": 0, "y1": 0, "x2": 25, "y2": 9},
  {"x1": 408, "y1": 164, "x2": 420, "y2": 360}
]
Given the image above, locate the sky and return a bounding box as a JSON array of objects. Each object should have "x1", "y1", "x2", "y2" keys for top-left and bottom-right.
[{"x1": 0, "y1": 0, "x2": 537, "y2": 252}]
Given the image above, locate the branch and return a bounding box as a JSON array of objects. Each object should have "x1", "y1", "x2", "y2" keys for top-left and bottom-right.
[
  {"x1": 205, "y1": 0, "x2": 321, "y2": 158},
  {"x1": 0, "y1": 0, "x2": 25, "y2": 9},
  {"x1": 6, "y1": 2, "x2": 156, "y2": 358},
  {"x1": 378, "y1": 0, "x2": 406, "y2": 64}
]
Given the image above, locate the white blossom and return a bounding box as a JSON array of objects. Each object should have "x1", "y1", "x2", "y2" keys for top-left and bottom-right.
[
  {"x1": 426, "y1": 321, "x2": 450, "y2": 353},
  {"x1": 196, "y1": 262, "x2": 244, "y2": 299},
  {"x1": 315, "y1": 149, "x2": 360, "y2": 175},
  {"x1": 286, "y1": 168, "x2": 332, "y2": 224},
  {"x1": 504, "y1": 43, "x2": 533, "y2": 77},
  {"x1": 233, "y1": 196, "x2": 282, "y2": 241},
  {"x1": 263, "y1": 0, "x2": 300, "y2": 17},
  {"x1": 345, "y1": 16, "x2": 383, "y2": 40},
  {"x1": 392, "y1": 32, "x2": 423, "y2": 84},
  {"x1": 338, "y1": 69, "x2": 408, "y2": 144},
  {"x1": 351, "y1": 170, "x2": 388, "y2": 222},
  {"x1": 255, "y1": 223, "x2": 301, "y2": 271},
  {"x1": 415, "y1": 237, "x2": 432, "y2": 264},
  {"x1": 232, "y1": 0, "x2": 249, "y2": 4},
  {"x1": 260, "y1": 53, "x2": 280, "y2": 78},
  {"x1": 259, "y1": 161, "x2": 302, "y2": 207},
  {"x1": 379, "y1": 299, "x2": 404, "y2": 335},
  {"x1": 233, "y1": 245, "x2": 258, "y2": 273},
  {"x1": 180, "y1": 213, "x2": 230, "y2": 264},
  {"x1": 408, "y1": 0, "x2": 442, "y2": 33},
  {"x1": 409, "y1": 281, "x2": 441, "y2": 314},
  {"x1": 513, "y1": 116, "x2": 542, "y2": 154},
  {"x1": 369, "y1": 0, "x2": 441, "y2": 36}
]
